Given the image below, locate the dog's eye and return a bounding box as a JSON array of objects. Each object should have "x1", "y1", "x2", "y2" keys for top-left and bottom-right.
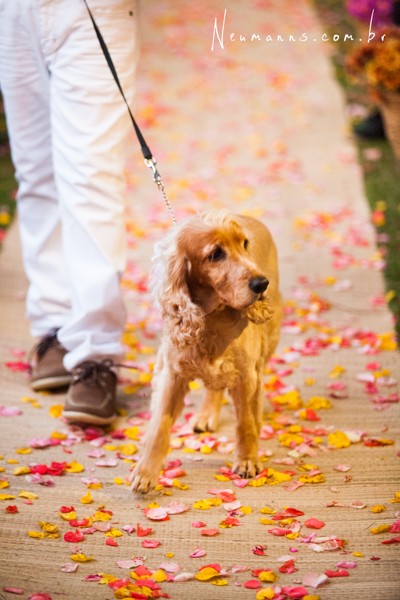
[
  {"x1": 244, "y1": 239, "x2": 249, "y2": 250},
  {"x1": 208, "y1": 246, "x2": 225, "y2": 262}
]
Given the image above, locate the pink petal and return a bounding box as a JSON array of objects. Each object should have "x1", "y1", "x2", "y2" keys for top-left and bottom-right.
[
  {"x1": 0, "y1": 406, "x2": 23, "y2": 417},
  {"x1": 165, "y1": 501, "x2": 189, "y2": 515},
  {"x1": 173, "y1": 572, "x2": 195, "y2": 582},
  {"x1": 302, "y1": 572, "x2": 329, "y2": 588},
  {"x1": 158, "y1": 561, "x2": 181, "y2": 573},
  {"x1": 334, "y1": 464, "x2": 351, "y2": 472},
  {"x1": 231, "y1": 565, "x2": 250, "y2": 574},
  {"x1": 95, "y1": 458, "x2": 118, "y2": 467},
  {"x1": 336, "y1": 561, "x2": 357, "y2": 569},
  {"x1": 142, "y1": 539, "x2": 161, "y2": 548},
  {"x1": 223, "y1": 500, "x2": 242, "y2": 511},
  {"x1": 60, "y1": 564, "x2": 78, "y2": 573},
  {"x1": 192, "y1": 521, "x2": 207, "y2": 528},
  {"x1": 190, "y1": 547, "x2": 207, "y2": 558},
  {"x1": 232, "y1": 479, "x2": 248, "y2": 488},
  {"x1": 116, "y1": 560, "x2": 137, "y2": 569},
  {"x1": 145, "y1": 507, "x2": 169, "y2": 521},
  {"x1": 163, "y1": 467, "x2": 186, "y2": 478}
]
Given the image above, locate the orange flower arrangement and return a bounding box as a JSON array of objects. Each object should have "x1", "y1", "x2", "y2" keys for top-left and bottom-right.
[{"x1": 346, "y1": 27, "x2": 400, "y2": 93}]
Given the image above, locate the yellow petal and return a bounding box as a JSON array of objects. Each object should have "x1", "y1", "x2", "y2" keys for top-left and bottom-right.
[
  {"x1": 370, "y1": 524, "x2": 390, "y2": 534},
  {"x1": 39, "y1": 521, "x2": 59, "y2": 533},
  {"x1": 370, "y1": 504, "x2": 386, "y2": 513},
  {"x1": 50, "y1": 430, "x2": 67, "y2": 439},
  {"x1": 153, "y1": 569, "x2": 168, "y2": 583},
  {"x1": 123, "y1": 426, "x2": 140, "y2": 440},
  {"x1": 87, "y1": 482, "x2": 103, "y2": 490},
  {"x1": 14, "y1": 466, "x2": 31, "y2": 476},
  {"x1": 256, "y1": 588, "x2": 276, "y2": 600},
  {"x1": 113, "y1": 477, "x2": 125, "y2": 485},
  {"x1": 105, "y1": 528, "x2": 123, "y2": 538},
  {"x1": 328, "y1": 431, "x2": 351, "y2": 448},
  {"x1": 59, "y1": 511, "x2": 76, "y2": 521},
  {"x1": 195, "y1": 567, "x2": 220, "y2": 581},
  {"x1": 70, "y1": 553, "x2": 94, "y2": 562},
  {"x1": 65, "y1": 461, "x2": 84, "y2": 473},
  {"x1": 92, "y1": 510, "x2": 112, "y2": 522},
  {"x1": 28, "y1": 531, "x2": 45, "y2": 539},
  {"x1": 49, "y1": 405, "x2": 64, "y2": 418},
  {"x1": 99, "y1": 574, "x2": 117, "y2": 584},
  {"x1": 260, "y1": 506, "x2": 276, "y2": 515},
  {"x1": 19, "y1": 490, "x2": 38, "y2": 500},
  {"x1": 119, "y1": 443, "x2": 137, "y2": 456},
  {"x1": 249, "y1": 477, "x2": 267, "y2": 487},
  {"x1": 241, "y1": 505, "x2": 252, "y2": 514},
  {"x1": 211, "y1": 578, "x2": 228, "y2": 586},
  {"x1": 80, "y1": 492, "x2": 93, "y2": 504},
  {"x1": 259, "y1": 571, "x2": 278, "y2": 583}
]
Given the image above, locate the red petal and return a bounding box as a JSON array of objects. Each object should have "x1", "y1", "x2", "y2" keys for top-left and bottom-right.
[
  {"x1": 200, "y1": 529, "x2": 219, "y2": 537},
  {"x1": 106, "y1": 538, "x2": 119, "y2": 547},
  {"x1": 282, "y1": 585, "x2": 309, "y2": 598},
  {"x1": 136, "y1": 523, "x2": 153, "y2": 537},
  {"x1": 304, "y1": 518, "x2": 325, "y2": 529},
  {"x1": 244, "y1": 580, "x2": 262, "y2": 589},
  {"x1": 64, "y1": 530, "x2": 85, "y2": 543},
  {"x1": 325, "y1": 569, "x2": 349, "y2": 577}
]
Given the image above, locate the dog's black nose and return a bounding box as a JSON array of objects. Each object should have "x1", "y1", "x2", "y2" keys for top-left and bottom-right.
[{"x1": 249, "y1": 276, "x2": 269, "y2": 294}]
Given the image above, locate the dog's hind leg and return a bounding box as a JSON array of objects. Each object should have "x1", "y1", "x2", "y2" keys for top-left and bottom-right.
[
  {"x1": 130, "y1": 368, "x2": 189, "y2": 494},
  {"x1": 191, "y1": 389, "x2": 223, "y2": 433}
]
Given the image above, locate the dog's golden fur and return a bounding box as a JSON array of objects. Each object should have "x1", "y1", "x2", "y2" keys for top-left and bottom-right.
[{"x1": 131, "y1": 209, "x2": 282, "y2": 493}]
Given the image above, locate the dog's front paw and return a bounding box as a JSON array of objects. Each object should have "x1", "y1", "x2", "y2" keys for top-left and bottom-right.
[
  {"x1": 190, "y1": 410, "x2": 219, "y2": 433},
  {"x1": 232, "y1": 458, "x2": 261, "y2": 479},
  {"x1": 130, "y1": 462, "x2": 160, "y2": 495}
]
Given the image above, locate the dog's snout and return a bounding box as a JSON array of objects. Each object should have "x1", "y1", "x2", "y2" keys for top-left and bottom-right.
[{"x1": 249, "y1": 276, "x2": 269, "y2": 294}]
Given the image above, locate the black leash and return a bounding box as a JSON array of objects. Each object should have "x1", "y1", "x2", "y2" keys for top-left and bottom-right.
[{"x1": 83, "y1": 0, "x2": 176, "y2": 223}]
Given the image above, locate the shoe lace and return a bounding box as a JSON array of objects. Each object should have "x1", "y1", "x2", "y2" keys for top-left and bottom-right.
[
  {"x1": 71, "y1": 359, "x2": 116, "y2": 388},
  {"x1": 30, "y1": 328, "x2": 60, "y2": 361}
]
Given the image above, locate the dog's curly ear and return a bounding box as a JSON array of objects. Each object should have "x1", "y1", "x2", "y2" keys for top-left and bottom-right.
[
  {"x1": 246, "y1": 297, "x2": 274, "y2": 324},
  {"x1": 159, "y1": 245, "x2": 205, "y2": 348}
]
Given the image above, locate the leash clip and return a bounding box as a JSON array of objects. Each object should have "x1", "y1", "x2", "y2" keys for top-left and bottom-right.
[
  {"x1": 144, "y1": 157, "x2": 162, "y2": 184},
  {"x1": 144, "y1": 157, "x2": 177, "y2": 224}
]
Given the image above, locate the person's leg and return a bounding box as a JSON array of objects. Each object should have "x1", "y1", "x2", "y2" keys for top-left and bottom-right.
[
  {"x1": 39, "y1": 0, "x2": 139, "y2": 422},
  {"x1": 47, "y1": 0, "x2": 139, "y2": 371},
  {"x1": 0, "y1": 0, "x2": 72, "y2": 337},
  {"x1": 0, "y1": 0, "x2": 73, "y2": 390}
]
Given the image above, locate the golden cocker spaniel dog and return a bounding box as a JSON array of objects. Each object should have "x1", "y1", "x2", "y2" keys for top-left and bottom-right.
[{"x1": 131, "y1": 209, "x2": 282, "y2": 494}]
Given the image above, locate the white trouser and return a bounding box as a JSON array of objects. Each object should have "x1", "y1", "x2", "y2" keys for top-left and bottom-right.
[{"x1": 0, "y1": 0, "x2": 138, "y2": 369}]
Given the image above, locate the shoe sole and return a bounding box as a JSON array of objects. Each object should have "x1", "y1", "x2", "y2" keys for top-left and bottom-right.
[
  {"x1": 31, "y1": 375, "x2": 73, "y2": 391},
  {"x1": 62, "y1": 410, "x2": 117, "y2": 426}
]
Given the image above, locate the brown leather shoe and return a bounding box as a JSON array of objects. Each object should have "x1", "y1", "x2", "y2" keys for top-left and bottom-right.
[
  {"x1": 30, "y1": 329, "x2": 72, "y2": 391},
  {"x1": 63, "y1": 360, "x2": 117, "y2": 426}
]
